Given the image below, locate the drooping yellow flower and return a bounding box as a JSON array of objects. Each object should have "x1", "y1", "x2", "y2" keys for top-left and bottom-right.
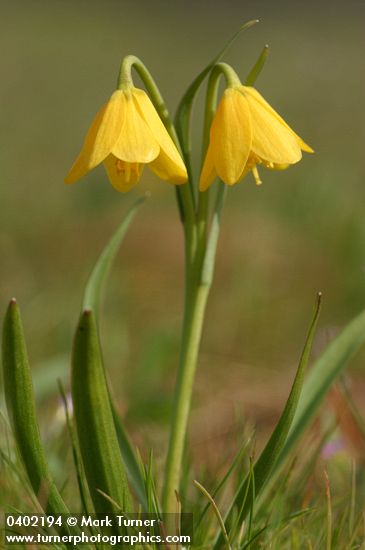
[
  {"x1": 199, "y1": 86, "x2": 313, "y2": 191},
  {"x1": 65, "y1": 87, "x2": 188, "y2": 192}
]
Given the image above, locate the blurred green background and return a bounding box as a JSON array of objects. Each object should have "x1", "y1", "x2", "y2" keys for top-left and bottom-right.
[{"x1": 1, "y1": 0, "x2": 365, "y2": 466}]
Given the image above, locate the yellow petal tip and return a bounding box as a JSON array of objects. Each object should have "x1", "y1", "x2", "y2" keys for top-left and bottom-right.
[{"x1": 64, "y1": 174, "x2": 75, "y2": 185}]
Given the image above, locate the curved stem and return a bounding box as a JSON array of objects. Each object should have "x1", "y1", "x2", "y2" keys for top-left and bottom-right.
[
  {"x1": 212, "y1": 62, "x2": 241, "y2": 88},
  {"x1": 174, "y1": 19, "x2": 259, "y2": 195},
  {"x1": 118, "y1": 55, "x2": 196, "y2": 234}
]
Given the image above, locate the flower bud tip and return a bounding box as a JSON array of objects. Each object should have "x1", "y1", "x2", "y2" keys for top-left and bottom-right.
[{"x1": 10, "y1": 297, "x2": 17, "y2": 305}]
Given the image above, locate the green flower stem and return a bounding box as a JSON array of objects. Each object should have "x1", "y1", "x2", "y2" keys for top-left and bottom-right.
[
  {"x1": 213, "y1": 62, "x2": 241, "y2": 89},
  {"x1": 161, "y1": 38, "x2": 268, "y2": 512},
  {"x1": 162, "y1": 265, "x2": 209, "y2": 513},
  {"x1": 163, "y1": 65, "x2": 232, "y2": 512},
  {"x1": 163, "y1": 183, "x2": 226, "y2": 513},
  {"x1": 124, "y1": 52, "x2": 262, "y2": 513}
]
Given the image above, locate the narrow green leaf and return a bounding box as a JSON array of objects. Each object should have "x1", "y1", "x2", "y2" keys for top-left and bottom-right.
[
  {"x1": 201, "y1": 183, "x2": 226, "y2": 286},
  {"x1": 241, "y1": 525, "x2": 268, "y2": 550},
  {"x1": 1, "y1": 300, "x2": 73, "y2": 518},
  {"x1": 58, "y1": 380, "x2": 92, "y2": 516},
  {"x1": 111, "y1": 405, "x2": 148, "y2": 510},
  {"x1": 241, "y1": 508, "x2": 313, "y2": 550},
  {"x1": 83, "y1": 196, "x2": 146, "y2": 313},
  {"x1": 71, "y1": 308, "x2": 132, "y2": 513},
  {"x1": 274, "y1": 305, "x2": 365, "y2": 473},
  {"x1": 144, "y1": 451, "x2": 160, "y2": 516},
  {"x1": 230, "y1": 457, "x2": 255, "y2": 545},
  {"x1": 81, "y1": 198, "x2": 147, "y2": 509},
  {"x1": 214, "y1": 293, "x2": 322, "y2": 549},
  {"x1": 244, "y1": 44, "x2": 269, "y2": 86},
  {"x1": 0, "y1": 428, "x2": 43, "y2": 513},
  {"x1": 196, "y1": 435, "x2": 252, "y2": 528}
]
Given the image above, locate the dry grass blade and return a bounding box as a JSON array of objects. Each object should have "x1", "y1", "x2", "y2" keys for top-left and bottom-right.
[
  {"x1": 324, "y1": 470, "x2": 332, "y2": 550},
  {"x1": 194, "y1": 479, "x2": 232, "y2": 550}
]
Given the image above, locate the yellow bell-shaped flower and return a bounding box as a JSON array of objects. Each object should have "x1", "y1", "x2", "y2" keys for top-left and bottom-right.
[
  {"x1": 65, "y1": 87, "x2": 188, "y2": 192},
  {"x1": 199, "y1": 86, "x2": 313, "y2": 191}
]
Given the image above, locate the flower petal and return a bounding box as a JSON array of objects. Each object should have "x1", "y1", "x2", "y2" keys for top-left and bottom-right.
[
  {"x1": 243, "y1": 86, "x2": 313, "y2": 154},
  {"x1": 199, "y1": 143, "x2": 218, "y2": 191},
  {"x1": 132, "y1": 88, "x2": 188, "y2": 182},
  {"x1": 210, "y1": 88, "x2": 252, "y2": 185},
  {"x1": 148, "y1": 152, "x2": 187, "y2": 184},
  {"x1": 112, "y1": 92, "x2": 160, "y2": 163},
  {"x1": 242, "y1": 89, "x2": 302, "y2": 165},
  {"x1": 103, "y1": 154, "x2": 143, "y2": 192},
  {"x1": 65, "y1": 90, "x2": 125, "y2": 184}
]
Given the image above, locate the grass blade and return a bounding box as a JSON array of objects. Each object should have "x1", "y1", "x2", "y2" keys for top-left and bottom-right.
[
  {"x1": 196, "y1": 435, "x2": 252, "y2": 529},
  {"x1": 194, "y1": 479, "x2": 232, "y2": 550},
  {"x1": 324, "y1": 471, "x2": 332, "y2": 550},
  {"x1": 71, "y1": 309, "x2": 132, "y2": 513}
]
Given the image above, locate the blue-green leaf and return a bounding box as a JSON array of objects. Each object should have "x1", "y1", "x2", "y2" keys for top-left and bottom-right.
[
  {"x1": 71, "y1": 309, "x2": 132, "y2": 513},
  {"x1": 82, "y1": 197, "x2": 147, "y2": 509},
  {"x1": 2, "y1": 300, "x2": 73, "y2": 519},
  {"x1": 111, "y1": 406, "x2": 147, "y2": 510}
]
